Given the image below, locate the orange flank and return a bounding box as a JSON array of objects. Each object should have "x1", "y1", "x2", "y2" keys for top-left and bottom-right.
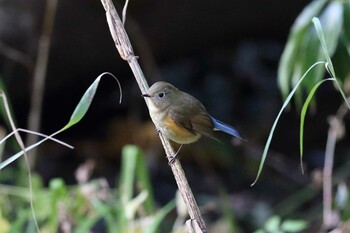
[{"x1": 163, "y1": 116, "x2": 194, "y2": 139}]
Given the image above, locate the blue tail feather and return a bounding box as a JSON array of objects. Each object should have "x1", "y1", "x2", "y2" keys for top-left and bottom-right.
[{"x1": 210, "y1": 116, "x2": 244, "y2": 140}]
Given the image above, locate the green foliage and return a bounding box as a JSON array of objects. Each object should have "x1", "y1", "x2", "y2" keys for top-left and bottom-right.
[
  {"x1": 299, "y1": 78, "x2": 335, "y2": 158},
  {"x1": 220, "y1": 190, "x2": 238, "y2": 233},
  {"x1": 335, "y1": 183, "x2": 350, "y2": 221},
  {"x1": 254, "y1": 215, "x2": 308, "y2": 233},
  {"x1": 0, "y1": 145, "x2": 175, "y2": 232},
  {"x1": 278, "y1": 0, "x2": 350, "y2": 107},
  {"x1": 0, "y1": 71, "x2": 179, "y2": 232},
  {"x1": 253, "y1": 16, "x2": 350, "y2": 185},
  {"x1": 0, "y1": 72, "x2": 120, "y2": 170}
]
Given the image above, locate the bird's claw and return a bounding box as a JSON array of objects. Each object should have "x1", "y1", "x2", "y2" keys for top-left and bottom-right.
[{"x1": 168, "y1": 156, "x2": 176, "y2": 165}]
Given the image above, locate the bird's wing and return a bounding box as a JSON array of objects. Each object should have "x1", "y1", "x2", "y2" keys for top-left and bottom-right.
[
  {"x1": 169, "y1": 106, "x2": 218, "y2": 141},
  {"x1": 192, "y1": 114, "x2": 218, "y2": 141},
  {"x1": 168, "y1": 110, "x2": 196, "y2": 135}
]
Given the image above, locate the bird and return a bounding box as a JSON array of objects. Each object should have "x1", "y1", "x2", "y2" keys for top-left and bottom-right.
[{"x1": 142, "y1": 81, "x2": 243, "y2": 146}]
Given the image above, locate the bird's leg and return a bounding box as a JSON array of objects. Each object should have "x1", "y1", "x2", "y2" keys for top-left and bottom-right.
[
  {"x1": 169, "y1": 144, "x2": 183, "y2": 164},
  {"x1": 175, "y1": 144, "x2": 183, "y2": 157},
  {"x1": 155, "y1": 128, "x2": 177, "y2": 163}
]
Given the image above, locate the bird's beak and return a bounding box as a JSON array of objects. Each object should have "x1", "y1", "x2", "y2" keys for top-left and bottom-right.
[{"x1": 141, "y1": 93, "x2": 150, "y2": 97}]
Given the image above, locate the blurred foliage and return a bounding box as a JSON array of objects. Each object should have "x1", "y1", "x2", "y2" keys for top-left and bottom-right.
[
  {"x1": 0, "y1": 74, "x2": 178, "y2": 232},
  {"x1": 0, "y1": 78, "x2": 14, "y2": 130},
  {"x1": 253, "y1": 215, "x2": 308, "y2": 233},
  {"x1": 278, "y1": 0, "x2": 350, "y2": 107},
  {"x1": 0, "y1": 145, "x2": 175, "y2": 232},
  {"x1": 335, "y1": 182, "x2": 350, "y2": 221}
]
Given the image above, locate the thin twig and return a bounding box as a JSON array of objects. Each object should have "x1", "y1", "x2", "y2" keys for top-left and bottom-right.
[
  {"x1": 0, "y1": 41, "x2": 33, "y2": 70},
  {"x1": 26, "y1": 0, "x2": 58, "y2": 167},
  {"x1": 0, "y1": 128, "x2": 74, "y2": 149},
  {"x1": 122, "y1": 0, "x2": 130, "y2": 25},
  {"x1": 100, "y1": 0, "x2": 207, "y2": 232},
  {"x1": 323, "y1": 97, "x2": 350, "y2": 229}
]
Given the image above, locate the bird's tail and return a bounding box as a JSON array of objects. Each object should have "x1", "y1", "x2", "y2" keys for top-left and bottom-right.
[{"x1": 210, "y1": 116, "x2": 245, "y2": 141}]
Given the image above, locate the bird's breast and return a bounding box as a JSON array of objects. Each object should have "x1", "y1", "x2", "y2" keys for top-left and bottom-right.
[{"x1": 146, "y1": 100, "x2": 200, "y2": 144}]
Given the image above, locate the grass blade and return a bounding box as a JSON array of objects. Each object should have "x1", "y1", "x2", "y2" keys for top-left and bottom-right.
[
  {"x1": 312, "y1": 17, "x2": 350, "y2": 109},
  {"x1": 299, "y1": 78, "x2": 335, "y2": 162},
  {"x1": 60, "y1": 72, "x2": 122, "y2": 131},
  {"x1": 119, "y1": 145, "x2": 139, "y2": 204},
  {"x1": 136, "y1": 149, "x2": 155, "y2": 214},
  {"x1": 145, "y1": 199, "x2": 176, "y2": 233},
  {"x1": 251, "y1": 61, "x2": 326, "y2": 186},
  {"x1": 0, "y1": 72, "x2": 121, "y2": 170}
]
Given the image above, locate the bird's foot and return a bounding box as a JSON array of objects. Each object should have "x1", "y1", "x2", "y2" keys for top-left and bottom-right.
[{"x1": 168, "y1": 144, "x2": 183, "y2": 165}]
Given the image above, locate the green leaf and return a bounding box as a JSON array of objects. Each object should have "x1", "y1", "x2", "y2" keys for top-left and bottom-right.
[
  {"x1": 332, "y1": 39, "x2": 350, "y2": 86},
  {"x1": 280, "y1": 219, "x2": 308, "y2": 232},
  {"x1": 0, "y1": 72, "x2": 122, "y2": 170},
  {"x1": 313, "y1": 17, "x2": 336, "y2": 78},
  {"x1": 293, "y1": 26, "x2": 323, "y2": 110},
  {"x1": 117, "y1": 145, "x2": 140, "y2": 231},
  {"x1": 319, "y1": 1, "x2": 343, "y2": 57},
  {"x1": 60, "y1": 72, "x2": 122, "y2": 131},
  {"x1": 145, "y1": 199, "x2": 176, "y2": 233},
  {"x1": 0, "y1": 140, "x2": 46, "y2": 170},
  {"x1": 265, "y1": 216, "x2": 281, "y2": 233},
  {"x1": 136, "y1": 148, "x2": 156, "y2": 214},
  {"x1": 313, "y1": 17, "x2": 350, "y2": 109},
  {"x1": 125, "y1": 190, "x2": 148, "y2": 220},
  {"x1": 298, "y1": 2, "x2": 342, "y2": 107},
  {"x1": 93, "y1": 199, "x2": 120, "y2": 231},
  {"x1": 251, "y1": 61, "x2": 326, "y2": 186},
  {"x1": 119, "y1": 145, "x2": 140, "y2": 203},
  {"x1": 74, "y1": 215, "x2": 99, "y2": 233},
  {"x1": 9, "y1": 209, "x2": 30, "y2": 233},
  {"x1": 278, "y1": 0, "x2": 344, "y2": 111},
  {"x1": 343, "y1": 0, "x2": 350, "y2": 56},
  {"x1": 300, "y1": 78, "x2": 334, "y2": 159},
  {"x1": 49, "y1": 178, "x2": 67, "y2": 197},
  {"x1": 67, "y1": 78, "x2": 100, "y2": 126},
  {"x1": 278, "y1": 0, "x2": 328, "y2": 99}
]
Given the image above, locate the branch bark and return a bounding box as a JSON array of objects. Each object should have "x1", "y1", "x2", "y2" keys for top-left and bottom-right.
[
  {"x1": 323, "y1": 97, "x2": 350, "y2": 230},
  {"x1": 100, "y1": 1, "x2": 207, "y2": 232}
]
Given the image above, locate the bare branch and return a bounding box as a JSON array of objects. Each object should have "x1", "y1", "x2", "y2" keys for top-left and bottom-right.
[
  {"x1": 26, "y1": 0, "x2": 58, "y2": 167},
  {"x1": 100, "y1": 0, "x2": 207, "y2": 231},
  {"x1": 323, "y1": 97, "x2": 350, "y2": 230}
]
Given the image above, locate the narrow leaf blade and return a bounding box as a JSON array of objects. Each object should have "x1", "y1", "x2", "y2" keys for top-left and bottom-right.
[{"x1": 300, "y1": 78, "x2": 335, "y2": 159}]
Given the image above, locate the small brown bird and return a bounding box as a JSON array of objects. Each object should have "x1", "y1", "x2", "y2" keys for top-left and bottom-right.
[{"x1": 142, "y1": 81, "x2": 243, "y2": 144}]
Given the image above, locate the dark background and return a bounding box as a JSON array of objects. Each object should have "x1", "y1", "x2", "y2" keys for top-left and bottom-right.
[{"x1": 1, "y1": 0, "x2": 349, "y2": 231}]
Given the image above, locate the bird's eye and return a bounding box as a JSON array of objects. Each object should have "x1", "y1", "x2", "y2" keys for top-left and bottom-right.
[{"x1": 157, "y1": 92, "x2": 166, "y2": 98}]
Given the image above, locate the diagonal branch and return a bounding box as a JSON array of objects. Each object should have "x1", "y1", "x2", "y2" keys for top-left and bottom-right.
[{"x1": 99, "y1": 0, "x2": 207, "y2": 232}]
